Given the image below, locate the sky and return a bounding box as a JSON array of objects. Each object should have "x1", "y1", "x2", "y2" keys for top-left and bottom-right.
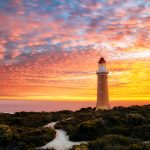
[{"x1": 0, "y1": 0, "x2": 150, "y2": 101}]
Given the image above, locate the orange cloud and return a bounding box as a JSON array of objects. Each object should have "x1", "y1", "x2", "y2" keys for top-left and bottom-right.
[{"x1": 0, "y1": 0, "x2": 150, "y2": 102}]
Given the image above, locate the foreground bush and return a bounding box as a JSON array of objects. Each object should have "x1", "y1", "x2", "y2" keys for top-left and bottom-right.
[
  {"x1": 0, "y1": 125, "x2": 56, "y2": 149},
  {"x1": 131, "y1": 125, "x2": 150, "y2": 140},
  {"x1": 0, "y1": 124, "x2": 13, "y2": 146},
  {"x1": 70, "y1": 144, "x2": 89, "y2": 150},
  {"x1": 20, "y1": 127, "x2": 56, "y2": 146},
  {"x1": 0, "y1": 110, "x2": 73, "y2": 149},
  {"x1": 88, "y1": 135, "x2": 150, "y2": 150},
  {"x1": 69, "y1": 119, "x2": 106, "y2": 141}
]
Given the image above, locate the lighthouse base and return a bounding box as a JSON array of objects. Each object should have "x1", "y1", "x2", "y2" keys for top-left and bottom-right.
[{"x1": 96, "y1": 104, "x2": 110, "y2": 110}]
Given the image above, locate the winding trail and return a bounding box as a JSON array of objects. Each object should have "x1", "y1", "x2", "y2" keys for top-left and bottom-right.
[{"x1": 39, "y1": 120, "x2": 85, "y2": 150}]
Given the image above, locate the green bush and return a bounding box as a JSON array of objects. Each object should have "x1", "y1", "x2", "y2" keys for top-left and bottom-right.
[
  {"x1": 131, "y1": 125, "x2": 150, "y2": 140},
  {"x1": 70, "y1": 119, "x2": 105, "y2": 141},
  {"x1": 21, "y1": 127, "x2": 56, "y2": 146},
  {"x1": 126, "y1": 113, "x2": 145, "y2": 126},
  {"x1": 88, "y1": 135, "x2": 138, "y2": 150},
  {"x1": 0, "y1": 124, "x2": 13, "y2": 146},
  {"x1": 70, "y1": 144, "x2": 89, "y2": 150}
]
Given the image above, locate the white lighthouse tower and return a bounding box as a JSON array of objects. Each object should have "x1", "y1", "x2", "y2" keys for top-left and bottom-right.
[{"x1": 96, "y1": 57, "x2": 110, "y2": 110}]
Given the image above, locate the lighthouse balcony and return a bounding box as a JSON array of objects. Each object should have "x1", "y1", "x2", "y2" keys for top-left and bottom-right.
[{"x1": 96, "y1": 70, "x2": 109, "y2": 74}]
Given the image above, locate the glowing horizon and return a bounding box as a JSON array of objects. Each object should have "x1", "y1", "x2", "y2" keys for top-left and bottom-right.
[{"x1": 0, "y1": 0, "x2": 150, "y2": 102}]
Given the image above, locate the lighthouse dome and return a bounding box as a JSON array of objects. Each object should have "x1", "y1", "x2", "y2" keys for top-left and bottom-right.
[{"x1": 98, "y1": 57, "x2": 106, "y2": 63}]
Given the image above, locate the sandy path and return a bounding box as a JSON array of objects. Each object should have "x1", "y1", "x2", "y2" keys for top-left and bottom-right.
[{"x1": 39, "y1": 121, "x2": 85, "y2": 150}]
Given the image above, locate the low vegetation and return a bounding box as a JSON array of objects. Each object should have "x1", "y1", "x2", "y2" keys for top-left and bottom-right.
[
  {"x1": 71, "y1": 135, "x2": 150, "y2": 150},
  {"x1": 0, "y1": 110, "x2": 73, "y2": 149},
  {"x1": 0, "y1": 105, "x2": 150, "y2": 149},
  {"x1": 55, "y1": 105, "x2": 150, "y2": 149}
]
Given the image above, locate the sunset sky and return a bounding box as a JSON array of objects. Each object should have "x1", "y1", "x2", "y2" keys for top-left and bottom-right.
[{"x1": 0, "y1": 0, "x2": 150, "y2": 101}]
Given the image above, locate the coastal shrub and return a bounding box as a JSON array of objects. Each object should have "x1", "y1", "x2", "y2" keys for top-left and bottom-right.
[
  {"x1": 75, "y1": 107, "x2": 93, "y2": 113},
  {"x1": 126, "y1": 113, "x2": 145, "y2": 126},
  {"x1": 69, "y1": 119, "x2": 106, "y2": 141},
  {"x1": 102, "y1": 115, "x2": 126, "y2": 127},
  {"x1": 51, "y1": 110, "x2": 73, "y2": 122},
  {"x1": 0, "y1": 124, "x2": 12, "y2": 146},
  {"x1": 127, "y1": 143, "x2": 150, "y2": 150},
  {"x1": 54, "y1": 119, "x2": 76, "y2": 135},
  {"x1": 20, "y1": 127, "x2": 56, "y2": 146},
  {"x1": 131, "y1": 125, "x2": 150, "y2": 140},
  {"x1": 70, "y1": 143, "x2": 89, "y2": 150},
  {"x1": 108, "y1": 126, "x2": 130, "y2": 136},
  {"x1": 88, "y1": 135, "x2": 139, "y2": 150}
]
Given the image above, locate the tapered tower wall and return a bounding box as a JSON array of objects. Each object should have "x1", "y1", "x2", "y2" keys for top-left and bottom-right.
[{"x1": 96, "y1": 73, "x2": 110, "y2": 110}]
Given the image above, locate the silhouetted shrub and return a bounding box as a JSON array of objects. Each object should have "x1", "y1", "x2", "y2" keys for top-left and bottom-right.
[
  {"x1": 126, "y1": 113, "x2": 145, "y2": 126},
  {"x1": 70, "y1": 143, "x2": 89, "y2": 150},
  {"x1": 0, "y1": 124, "x2": 12, "y2": 146},
  {"x1": 21, "y1": 127, "x2": 56, "y2": 146},
  {"x1": 70, "y1": 119, "x2": 106, "y2": 141},
  {"x1": 88, "y1": 135, "x2": 139, "y2": 150},
  {"x1": 131, "y1": 125, "x2": 150, "y2": 140}
]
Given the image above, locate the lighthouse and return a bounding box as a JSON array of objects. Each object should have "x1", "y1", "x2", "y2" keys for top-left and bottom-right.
[{"x1": 96, "y1": 57, "x2": 110, "y2": 110}]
